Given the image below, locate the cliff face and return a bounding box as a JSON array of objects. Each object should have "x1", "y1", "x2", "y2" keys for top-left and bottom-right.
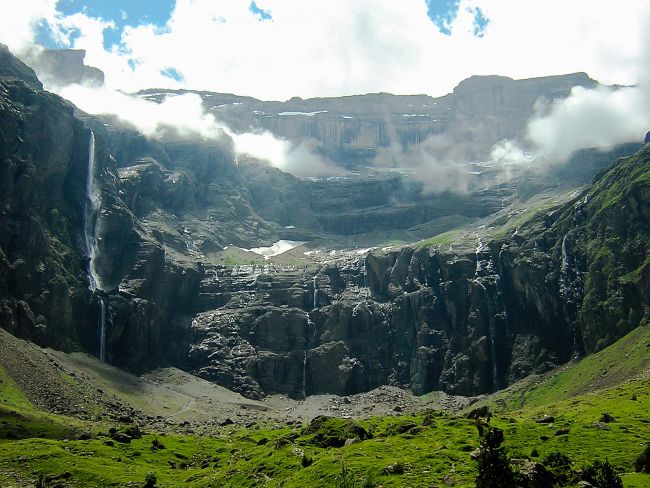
[
  {"x1": 145, "y1": 72, "x2": 596, "y2": 166},
  {"x1": 0, "y1": 72, "x2": 96, "y2": 350},
  {"x1": 1, "y1": 48, "x2": 648, "y2": 401}
]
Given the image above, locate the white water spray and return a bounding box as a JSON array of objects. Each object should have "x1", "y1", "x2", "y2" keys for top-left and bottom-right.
[
  {"x1": 302, "y1": 315, "x2": 317, "y2": 399},
  {"x1": 83, "y1": 131, "x2": 106, "y2": 361},
  {"x1": 98, "y1": 299, "x2": 106, "y2": 362}
]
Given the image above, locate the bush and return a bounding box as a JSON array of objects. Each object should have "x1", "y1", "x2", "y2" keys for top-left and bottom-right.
[
  {"x1": 143, "y1": 472, "x2": 157, "y2": 488},
  {"x1": 474, "y1": 426, "x2": 516, "y2": 488},
  {"x1": 361, "y1": 472, "x2": 377, "y2": 488},
  {"x1": 335, "y1": 461, "x2": 356, "y2": 488},
  {"x1": 542, "y1": 451, "x2": 571, "y2": 468},
  {"x1": 581, "y1": 459, "x2": 623, "y2": 488},
  {"x1": 301, "y1": 453, "x2": 313, "y2": 468},
  {"x1": 151, "y1": 438, "x2": 165, "y2": 451},
  {"x1": 634, "y1": 442, "x2": 650, "y2": 473}
]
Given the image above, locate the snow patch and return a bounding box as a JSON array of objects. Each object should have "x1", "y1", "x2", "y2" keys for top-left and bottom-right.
[
  {"x1": 277, "y1": 111, "x2": 328, "y2": 116},
  {"x1": 245, "y1": 240, "x2": 307, "y2": 259}
]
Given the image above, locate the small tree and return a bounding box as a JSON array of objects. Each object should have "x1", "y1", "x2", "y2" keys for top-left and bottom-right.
[
  {"x1": 474, "y1": 426, "x2": 516, "y2": 488},
  {"x1": 143, "y1": 472, "x2": 157, "y2": 488},
  {"x1": 335, "y1": 460, "x2": 357, "y2": 488},
  {"x1": 634, "y1": 442, "x2": 650, "y2": 473},
  {"x1": 582, "y1": 459, "x2": 623, "y2": 488}
]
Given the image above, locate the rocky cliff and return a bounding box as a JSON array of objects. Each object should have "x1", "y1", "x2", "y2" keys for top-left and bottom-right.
[
  {"x1": 142, "y1": 73, "x2": 596, "y2": 167},
  {"x1": 1, "y1": 47, "x2": 648, "y2": 401}
]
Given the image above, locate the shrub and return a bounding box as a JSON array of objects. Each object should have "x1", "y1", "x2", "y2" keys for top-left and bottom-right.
[
  {"x1": 581, "y1": 459, "x2": 623, "y2": 488},
  {"x1": 474, "y1": 426, "x2": 516, "y2": 488},
  {"x1": 143, "y1": 472, "x2": 157, "y2": 488},
  {"x1": 634, "y1": 442, "x2": 650, "y2": 473},
  {"x1": 542, "y1": 451, "x2": 571, "y2": 468},
  {"x1": 335, "y1": 461, "x2": 356, "y2": 488}
]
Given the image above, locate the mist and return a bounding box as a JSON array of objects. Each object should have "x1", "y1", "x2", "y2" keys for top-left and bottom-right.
[
  {"x1": 54, "y1": 84, "x2": 342, "y2": 178},
  {"x1": 373, "y1": 135, "x2": 481, "y2": 194},
  {"x1": 491, "y1": 33, "x2": 650, "y2": 168}
]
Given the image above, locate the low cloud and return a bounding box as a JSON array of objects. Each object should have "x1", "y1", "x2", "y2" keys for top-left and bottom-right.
[
  {"x1": 231, "y1": 132, "x2": 341, "y2": 177},
  {"x1": 373, "y1": 134, "x2": 488, "y2": 194},
  {"x1": 490, "y1": 35, "x2": 650, "y2": 168},
  {"x1": 2, "y1": 1, "x2": 649, "y2": 100},
  {"x1": 59, "y1": 85, "x2": 225, "y2": 139},
  {"x1": 524, "y1": 85, "x2": 650, "y2": 163},
  {"x1": 55, "y1": 84, "x2": 341, "y2": 178}
]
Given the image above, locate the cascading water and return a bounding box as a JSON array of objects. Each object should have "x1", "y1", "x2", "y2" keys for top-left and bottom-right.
[
  {"x1": 83, "y1": 131, "x2": 107, "y2": 361},
  {"x1": 560, "y1": 233, "x2": 582, "y2": 357},
  {"x1": 312, "y1": 275, "x2": 318, "y2": 309},
  {"x1": 98, "y1": 299, "x2": 106, "y2": 362},
  {"x1": 84, "y1": 132, "x2": 100, "y2": 291},
  {"x1": 302, "y1": 315, "x2": 317, "y2": 399},
  {"x1": 474, "y1": 238, "x2": 505, "y2": 392}
]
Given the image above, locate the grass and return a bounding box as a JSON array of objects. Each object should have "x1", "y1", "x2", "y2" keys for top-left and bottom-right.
[
  {"x1": 473, "y1": 325, "x2": 650, "y2": 412},
  {"x1": 416, "y1": 229, "x2": 461, "y2": 248},
  {"x1": 0, "y1": 328, "x2": 649, "y2": 486},
  {"x1": 0, "y1": 366, "x2": 87, "y2": 441},
  {"x1": 0, "y1": 381, "x2": 648, "y2": 487}
]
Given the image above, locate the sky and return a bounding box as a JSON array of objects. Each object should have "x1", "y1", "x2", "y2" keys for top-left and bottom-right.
[
  {"x1": 2, "y1": 0, "x2": 649, "y2": 184},
  {"x1": 2, "y1": 0, "x2": 649, "y2": 100}
]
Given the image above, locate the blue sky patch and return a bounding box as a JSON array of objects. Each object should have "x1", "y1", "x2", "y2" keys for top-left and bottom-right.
[
  {"x1": 161, "y1": 67, "x2": 184, "y2": 82},
  {"x1": 471, "y1": 7, "x2": 489, "y2": 37},
  {"x1": 249, "y1": 1, "x2": 272, "y2": 21},
  {"x1": 54, "y1": 0, "x2": 175, "y2": 49},
  {"x1": 425, "y1": 0, "x2": 460, "y2": 36}
]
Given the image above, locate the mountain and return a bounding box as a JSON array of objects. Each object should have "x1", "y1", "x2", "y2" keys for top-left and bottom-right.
[
  {"x1": 0, "y1": 45, "x2": 648, "y2": 406},
  {"x1": 0, "y1": 305, "x2": 647, "y2": 486},
  {"x1": 140, "y1": 72, "x2": 596, "y2": 167}
]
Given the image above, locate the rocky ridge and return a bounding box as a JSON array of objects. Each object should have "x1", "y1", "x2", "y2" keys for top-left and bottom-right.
[{"x1": 0, "y1": 47, "x2": 648, "y2": 402}]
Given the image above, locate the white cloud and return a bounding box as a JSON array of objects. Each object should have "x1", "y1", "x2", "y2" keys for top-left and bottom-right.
[
  {"x1": 525, "y1": 85, "x2": 650, "y2": 162},
  {"x1": 0, "y1": 0, "x2": 58, "y2": 53},
  {"x1": 2, "y1": 0, "x2": 649, "y2": 100},
  {"x1": 57, "y1": 84, "x2": 340, "y2": 177},
  {"x1": 3, "y1": 0, "x2": 650, "y2": 186},
  {"x1": 490, "y1": 28, "x2": 650, "y2": 167},
  {"x1": 58, "y1": 85, "x2": 225, "y2": 139}
]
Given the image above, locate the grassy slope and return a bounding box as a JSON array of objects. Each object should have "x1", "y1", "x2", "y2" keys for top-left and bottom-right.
[{"x1": 0, "y1": 328, "x2": 649, "y2": 487}]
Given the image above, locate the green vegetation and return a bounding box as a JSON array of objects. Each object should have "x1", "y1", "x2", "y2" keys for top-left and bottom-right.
[
  {"x1": 416, "y1": 229, "x2": 461, "y2": 248},
  {"x1": 590, "y1": 146, "x2": 650, "y2": 213},
  {"x1": 1, "y1": 380, "x2": 648, "y2": 486},
  {"x1": 1, "y1": 327, "x2": 649, "y2": 486},
  {"x1": 0, "y1": 366, "x2": 85, "y2": 441},
  {"x1": 474, "y1": 325, "x2": 650, "y2": 412}
]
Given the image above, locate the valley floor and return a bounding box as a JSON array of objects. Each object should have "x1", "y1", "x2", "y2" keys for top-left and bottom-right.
[{"x1": 0, "y1": 326, "x2": 649, "y2": 487}]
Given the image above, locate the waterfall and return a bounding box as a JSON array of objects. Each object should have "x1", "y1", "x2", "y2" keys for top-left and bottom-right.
[
  {"x1": 83, "y1": 131, "x2": 107, "y2": 362},
  {"x1": 561, "y1": 235, "x2": 569, "y2": 274},
  {"x1": 312, "y1": 275, "x2": 318, "y2": 309},
  {"x1": 84, "y1": 131, "x2": 101, "y2": 291},
  {"x1": 474, "y1": 240, "x2": 506, "y2": 392},
  {"x1": 302, "y1": 316, "x2": 317, "y2": 399},
  {"x1": 560, "y1": 234, "x2": 582, "y2": 357},
  {"x1": 98, "y1": 298, "x2": 106, "y2": 362}
]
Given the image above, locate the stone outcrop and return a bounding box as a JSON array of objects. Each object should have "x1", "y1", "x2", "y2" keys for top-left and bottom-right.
[
  {"x1": 26, "y1": 49, "x2": 104, "y2": 88},
  {"x1": 1, "y1": 47, "x2": 648, "y2": 402},
  {"x1": 144, "y1": 72, "x2": 597, "y2": 166}
]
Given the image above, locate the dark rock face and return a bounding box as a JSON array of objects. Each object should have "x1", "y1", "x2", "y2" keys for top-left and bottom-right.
[
  {"x1": 27, "y1": 49, "x2": 104, "y2": 87},
  {"x1": 0, "y1": 74, "x2": 93, "y2": 350},
  {"x1": 0, "y1": 44, "x2": 42, "y2": 90},
  {"x1": 144, "y1": 72, "x2": 597, "y2": 166},
  {"x1": 1, "y1": 47, "x2": 648, "y2": 401}
]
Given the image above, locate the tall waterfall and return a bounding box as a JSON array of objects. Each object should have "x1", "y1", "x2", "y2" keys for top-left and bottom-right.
[
  {"x1": 84, "y1": 131, "x2": 101, "y2": 291},
  {"x1": 83, "y1": 131, "x2": 106, "y2": 361},
  {"x1": 302, "y1": 315, "x2": 317, "y2": 399}
]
